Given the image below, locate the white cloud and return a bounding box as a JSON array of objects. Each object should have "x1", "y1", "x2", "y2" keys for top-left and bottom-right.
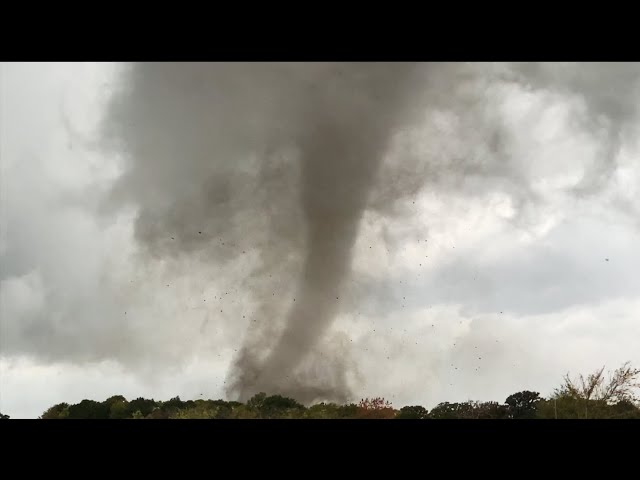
[
  {"x1": 0, "y1": 356, "x2": 230, "y2": 419},
  {"x1": 331, "y1": 297, "x2": 640, "y2": 409}
]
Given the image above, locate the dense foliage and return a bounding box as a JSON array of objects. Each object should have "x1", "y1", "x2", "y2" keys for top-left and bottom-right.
[{"x1": 35, "y1": 363, "x2": 640, "y2": 419}]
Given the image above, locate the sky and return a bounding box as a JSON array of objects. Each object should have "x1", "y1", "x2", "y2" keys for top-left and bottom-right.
[{"x1": 1, "y1": 62, "x2": 639, "y2": 418}]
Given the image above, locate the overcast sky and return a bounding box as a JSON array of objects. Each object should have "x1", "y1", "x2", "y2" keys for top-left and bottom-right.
[{"x1": 1, "y1": 62, "x2": 639, "y2": 418}]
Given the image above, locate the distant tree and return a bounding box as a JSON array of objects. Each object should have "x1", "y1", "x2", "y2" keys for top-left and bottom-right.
[
  {"x1": 207, "y1": 400, "x2": 240, "y2": 419},
  {"x1": 336, "y1": 403, "x2": 359, "y2": 418},
  {"x1": 429, "y1": 402, "x2": 468, "y2": 419},
  {"x1": 0, "y1": 412, "x2": 9, "y2": 419},
  {"x1": 109, "y1": 402, "x2": 129, "y2": 419},
  {"x1": 260, "y1": 395, "x2": 305, "y2": 418},
  {"x1": 607, "y1": 399, "x2": 640, "y2": 419},
  {"x1": 161, "y1": 396, "x2": 186, "y2": 410},
  {"x1": 261, "y1": 394, "x2": 303, "y2": 411},
  {"x1": 428, "y1": 401, "x2": 507, "y2": 419},
  {"x1": 355, "y1": 397, "x2": 395, "y2": 419},
  {"x1": 67, "y1": 399, "x2": 110, "y2": 419},
  {"x1": 555, "y1": 362, "x2": 640, "y2": 418},
  {"x1": 246, "y1": 392, "x2": 267, "y2": 410},
  {"x1": 40, "y1": 403, "x2": 70, "y2": 419},
  {"x1": 473, "y1": 401, "x2": 510, "y2": 419},
  {"x1": 105, "y1": 396, "x2": 129, "y2": 419},
  {"x1": 304, "y1": 402, "x2": 360, "y2": 419},
  {"x1": 170, "y1": 405, "x2": 219, "y2": 419},
  {"x1": 505, "y1": 391, "x2": 542, "y2": 419},
  {"x1": 146, "y1": 408, "x2": 171, "y2": 419},
  {"x1": 305, "y1": 403, "x2": 340, "y2": 419},
  {"x1": 396, "y1": 405, "x2": 429, "y2": 419},
  {"x1": 230, "y1": 404, "x2": 259, "y2": 419},
  {"x1": 127, "y1": 397, "x2": 158, "y2": 418},
  {"x1": 536, "y1": 395, "x2": 582, "y2": 419}
]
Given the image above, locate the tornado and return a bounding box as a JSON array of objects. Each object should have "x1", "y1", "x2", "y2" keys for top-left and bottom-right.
[{"x1": 99, "y1": 62, "x2": 421, "y2": 403}]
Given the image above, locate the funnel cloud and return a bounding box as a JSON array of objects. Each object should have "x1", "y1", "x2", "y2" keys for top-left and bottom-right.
[{"x1": 100, "y1": 63, "x2": 428, "y2": 402}]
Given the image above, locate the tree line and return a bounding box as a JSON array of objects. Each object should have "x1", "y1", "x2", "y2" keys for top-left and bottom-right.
[{"x1": 2, "y1": 362, "x2": 638, "y2": 420}]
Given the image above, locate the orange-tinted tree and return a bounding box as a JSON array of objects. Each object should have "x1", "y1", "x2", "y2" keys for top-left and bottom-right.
[{"x1": 355, "y1": 397, "x2": 396, "y2": 419}]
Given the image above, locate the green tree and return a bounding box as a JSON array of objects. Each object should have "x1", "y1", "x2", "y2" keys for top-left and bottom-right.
[
  {"x1": 355, "y1": 397, "x2": 396, "y2": 419},
  {"x1": 472, "y1": 401, "x2": 510, "y2": 419},
  {"x1": 429, "y1": 402, "x2": 469, "y2": 419},
  {"x1": 146, "y1": 408, "x2": 171, "y2": 419},
  {"x1": 336, "y1": 403, "x2": 359, "y2": 418},
  {"x1": 396, "y1": 405, "x2": 429, "y2": 419},
  {"x1": 230, "y1": 404, "x2": 259, "y2": 419},
  {"x1": 536, "y1": 395, "x2": 582, "y2": 419},
  {"x1": 40, "y1": 403, "x2": 70, "y2": 419},
  {"x1": 246, "y1": 392, "x2": 267, "y2": 410},
  {"x1": 100, "y1": 395, "x2": 129, "y2": 419},
  {"x1": 126, "y1": 397, "x2": 158, "y2": 418},
  {"x1": 210, "y1": 400, "x2": 241, "y2": 419},
  {"x1": 428, "y1": 401, "x2": 508, "y2": 419},
  {"x1": 505, "y1": 391, "x2": 541, "y2": 419},
  {"x1": 554, "y1": 362, "x2": 640, "y2": 419},
  {"x1": 607, "y1": 399, "x2": 640, "y2": 419},
  {"x1": 67, "y1": 400, "x2": 110, "y2": 419},
  {"x1": 0, "y1": 412, "x2": 9, "y2": 419},
  {"x1": 260, "y1": 395, "x2": 305, "y2": 418},
  {"x1": 170, "y1": 405, "x2": 219, "y2": 419},
  {"x1": 305, "y1": 403, "x2": 343, "y2": 419}
]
